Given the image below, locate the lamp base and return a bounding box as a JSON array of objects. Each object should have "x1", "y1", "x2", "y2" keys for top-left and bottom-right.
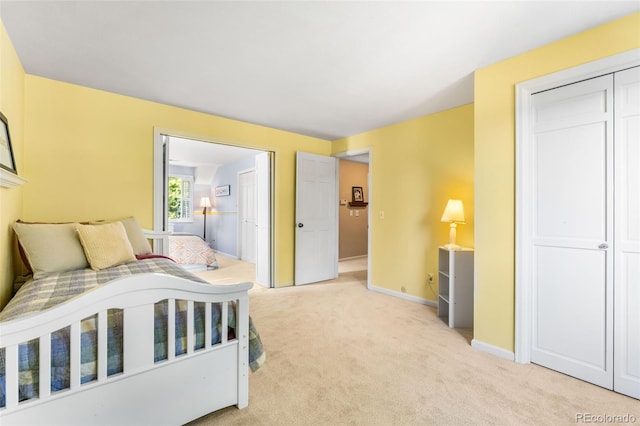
[
  {"x1": 445, "y1": 222, "x2": 460, "y2": 250},
  {"x1": 442, "y1": 243, "x2": 462, "y2": 251}
]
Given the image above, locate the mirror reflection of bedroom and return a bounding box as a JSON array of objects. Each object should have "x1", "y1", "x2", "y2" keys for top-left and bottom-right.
[{"x1": 165, "y1": 136, "x2": 271, "y2": 287}]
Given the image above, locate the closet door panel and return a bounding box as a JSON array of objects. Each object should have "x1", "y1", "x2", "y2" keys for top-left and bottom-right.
[
  {"x1": 535, "y1": 123, "x2": 607, "y2": 242},
  {"x1": 534, "y1": 246, "x2": 607, "y2": 368},
  {"x1": 530, "y1": 74, "x2": 614, "y2": 390},
  {"x1": 614, "y1": 66, "x2": 640, "y2": 399}
]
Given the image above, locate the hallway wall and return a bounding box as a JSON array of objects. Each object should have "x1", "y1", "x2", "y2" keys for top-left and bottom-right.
[{"x1": 339, "y1": 159, "x2": 369, "y2": 259}]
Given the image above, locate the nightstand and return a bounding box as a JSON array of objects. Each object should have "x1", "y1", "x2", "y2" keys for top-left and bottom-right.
[{"x1": 437, "y1": 247, "x2": 474, "y2": 328}]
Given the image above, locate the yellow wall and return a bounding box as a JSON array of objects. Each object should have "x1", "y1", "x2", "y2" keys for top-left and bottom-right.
[
  {"x1": 333, "y1": 104, "x2": 474, "y2": 302},
  {"x1": 17, "y1": 76, "x2": 330, "y2": 294},
  {"x1": 474, "y1": 12, "x2": 640, "y2": 352},
  {"x1": 0, "y1": 22, "x2": 25, "y2": 307},
  {"x1": 4, "y1": 12, "x2": 638, "y2": 350}
]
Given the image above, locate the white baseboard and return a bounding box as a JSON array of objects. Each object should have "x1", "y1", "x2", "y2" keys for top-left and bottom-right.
[
  {"x1": 338, "y1": 255, "x2": 368, "y2": 261},
  {"x1": 213, "y1": 250, "x2": 238, "y2": 259},
  {"x1": 471, "y1": 339, "x2": 515, "y2": 361},
  {"x1": 368, "y1": 284, "x2": 437, "y2": 307}
]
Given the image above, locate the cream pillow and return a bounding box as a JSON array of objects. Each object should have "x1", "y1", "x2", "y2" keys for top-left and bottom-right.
[
  {"x1": 12, "y1": 222, "x2": 89, "y2": 279},
  {"x1": 90, "y1": 216, "x2": 152, "y2": 256},
  {"x1": 77, "y1": 222, "x2": 137, "y2": 270},
  {"x1": 119, "y1": 216, "x2": 153, "y2": 255}
]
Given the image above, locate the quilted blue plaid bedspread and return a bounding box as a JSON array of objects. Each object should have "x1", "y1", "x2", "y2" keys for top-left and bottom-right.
[{"x1": 0, "y1": 258, "x2": 265, "y2": 407}]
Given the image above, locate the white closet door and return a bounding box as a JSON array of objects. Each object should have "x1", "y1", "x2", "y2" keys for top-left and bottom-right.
[
  {"x1": 239, "y1": 170, "x2": 256, "y2": 263},
  {"x1": 530, "y1": 75, "x2": 614, "y2": 389},
  {"x1": 614, "y1": 66, "x2": 640, "y2": 399}
]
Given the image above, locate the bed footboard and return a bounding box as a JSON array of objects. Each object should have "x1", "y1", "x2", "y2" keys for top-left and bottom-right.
[{"x1": 0, "y1": 274, "x2": 252, "y2": 425}]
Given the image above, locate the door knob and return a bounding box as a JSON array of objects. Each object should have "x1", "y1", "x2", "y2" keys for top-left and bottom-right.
[
  {"x1": 297, "y1": 223, "x2": 304, "y2": 228},
  {"x1": 598, "y1": 243, "x2": 608, "y2": 249}
]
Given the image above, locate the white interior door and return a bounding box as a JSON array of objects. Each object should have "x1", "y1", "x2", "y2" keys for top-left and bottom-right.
[
  {"x1": 255, "y1": 152, "x2": 272, "y2": 287},
  {"x1": 295, "y1": 152, "x2": 338, "y2": 285},
  {"x1": 530, "y1": 75, "x2": 614, "y2": 389},
  {"x1": 613, "y1": 66, "x2": 640, "y2": 399},
  {"x1": 238, "y1": 170, "x2": 256, "y2": 264}
]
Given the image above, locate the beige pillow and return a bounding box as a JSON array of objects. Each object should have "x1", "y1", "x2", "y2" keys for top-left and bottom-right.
[
  {"x1": 90, "y1": 216, "x2": 152, "y2": 256},
  {"x1": 77, "y1": 222, "x2": 137, "y2": 270},
  {"x1": 12, "y1": 222, "x2": 89, "y2": 279},
  {"x1": 119, "y1": 216, "x2": 153, "y2": 255}
]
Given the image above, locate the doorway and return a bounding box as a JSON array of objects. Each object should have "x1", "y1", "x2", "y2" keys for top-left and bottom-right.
[
  {"x1": 153, "y1": 128, "x2": 274, "y2": 288},
  {"x1": 292, "y1": 149, "x2": 372, "y2": 287},
  {"x1": 335, "y1": 148, "x2": 372, "y2": 289}
]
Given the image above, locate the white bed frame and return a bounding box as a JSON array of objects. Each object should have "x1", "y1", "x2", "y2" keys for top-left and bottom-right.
[{"x1": 0, "y1": 231, "x2": 252, "y2": 425}]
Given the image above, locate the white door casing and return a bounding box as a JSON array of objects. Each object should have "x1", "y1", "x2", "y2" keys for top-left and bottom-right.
[
  {"x1": 613, "y1": 66, "x2": 640, "y2": 399},
  {"x1": 255, "y1": 152, "x2": 272, "y2": 287},
  {"x1": 238, "y1": 169, "x2": 256, "y2": 264},
  {"x1": 295, "y1": 152, "x2": 338, "y2": 285},
  {"x1": 153, "y1": 133, "x2": 170, "y2": 232},
  {"x1": 529, "y1": 74, "x2": 614, "y2": 389},
  {"x1": 153, "y1": 128, "x2": 274, "y2": 288}
]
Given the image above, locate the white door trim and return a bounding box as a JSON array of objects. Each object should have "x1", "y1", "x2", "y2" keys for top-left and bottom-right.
[
  {"x1": 152, "y1": 127, "x2": 274, "y2": 287},
  {"x1": 514, "y1": 49, "x2": 640, "y2": 364},
  {"x1": 333, "y1": 148, "x2": 372, "y2": 290},
  {"x1": 255, "y1": 152, "x2": 273, "y2": 287},
  {"x1": 153, "y1": 128, "x2": 168, "y2": 232}
]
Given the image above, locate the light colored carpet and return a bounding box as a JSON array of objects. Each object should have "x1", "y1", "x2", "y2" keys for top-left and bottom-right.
[{"x1": 190, "y1": 255, "x2": 639, "y2": 425}]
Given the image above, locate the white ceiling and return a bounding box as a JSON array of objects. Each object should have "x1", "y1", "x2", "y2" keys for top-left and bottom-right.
[
  {"x1": 1, "y1": 1, "x2": 638, "y2": 141},
  {"x1": 168, "y1": 135, "x2": 261, "y2": 169}
]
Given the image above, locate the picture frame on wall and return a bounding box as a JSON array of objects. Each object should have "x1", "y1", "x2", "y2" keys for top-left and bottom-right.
[
  {"x1": 0, "y1": 112, "x2": 17, "y2": 175},
  {"x1": 215, "y1": 185, "x2": 230, "y2": 197},
  {"x1": 352, "y1": 186, "x2": 364, "y2": 202}
]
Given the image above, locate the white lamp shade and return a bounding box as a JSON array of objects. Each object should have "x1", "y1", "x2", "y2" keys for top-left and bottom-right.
[
  {"x1": 200, "y1": 197, "x2": 212, "y2": 208},
  {"x1": 441, "y1": 199, "x2": 465, "y2": 223}
]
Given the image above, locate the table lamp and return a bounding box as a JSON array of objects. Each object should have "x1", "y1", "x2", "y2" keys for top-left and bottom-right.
[{"x1": 441, "y1": 199, "x2": 465, "y2": 250}]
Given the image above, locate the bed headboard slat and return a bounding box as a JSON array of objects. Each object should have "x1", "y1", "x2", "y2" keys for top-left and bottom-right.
[
  {"x1": 38, "y1": 334, "x2": 52, "y2": 399},
  {"x1": 97, "y1": 311, "x2": 108, "y2": 381},
  {"x1": 123, "y1": 304, "x2": 155, "y2": 372},
  {"x1": 5, "y1": 344, "x2": 19, "y2": 408},
  {"x1": 186, "y1": 300, "x2": 195, "y2": 355},
  {"x1": 221, "y1": 301, "x2": 229, "y2": 345},
  {"x1": 70, "y1": 322, "x2": 81, "y2": 389},
  {"x1": 205, "y1": 303, "x2": 212, "y2": 349},
  {"x1": 167, "y1": 299, "x2": 176, "y2": 361}
]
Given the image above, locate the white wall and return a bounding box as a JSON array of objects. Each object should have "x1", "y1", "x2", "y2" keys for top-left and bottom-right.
[{"x1": 211, "y1": 155, "x2": 257, "y2": 256}]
